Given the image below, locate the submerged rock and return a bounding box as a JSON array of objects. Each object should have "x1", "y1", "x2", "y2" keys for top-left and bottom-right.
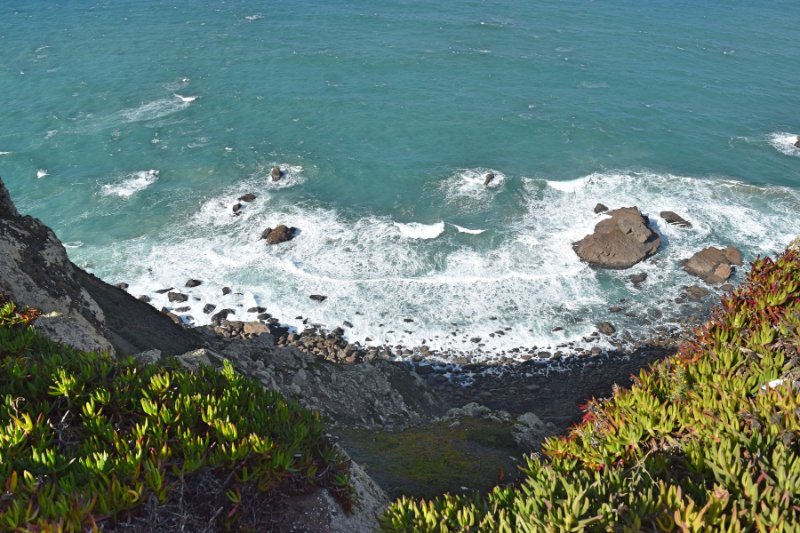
[
  {"x1": 594, "y1": 203, "x2": 608, "y2": 214},
  {"x1": 185, "y1": 279, "x2": 202, "y2": 288},
  {"x1": 683, "y1": 246, "x2": 743, "y2": 284},
  {"x1": 573, "y1": 207, "x2": 661, "y2": 269}
]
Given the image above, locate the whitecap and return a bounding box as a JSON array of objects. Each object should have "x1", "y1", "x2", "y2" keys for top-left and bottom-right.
[
  {"x1": 36, "y1": 169, "x2": 49, "y2": 179},
  {"x1": 450, "y1": 224, "x2": 486, "y2": 235},
  {"x1": 580, "y1": 81, "x2": 609, "y2": 89},
  {"x1": 63, "y1": 241, "x2": 84, "y2": 249},
  {"x1": 767, "y1": 132, "x2": 800, "y2": 157},
  {"x1": 0, "y1": 151, "x2": 12, "y2": 156},
  {"x1": 44, "y1": 129, "x2": 58, "y2": 139},
  {"x1": 101, "y1": 169, "x2": 159, "y2": 198},
  {"x1": 174, "y1": 93, "x2": 198, "y2": 103},
  {"x1": 394, "y1": 221, "x2": 445, "y2": 240},
  {"x1": 119, "y1": 98, "x2": 192, "y2": 123},
  {"x1": 245, "y1": 14, "x2": 263, "y2": 21}
]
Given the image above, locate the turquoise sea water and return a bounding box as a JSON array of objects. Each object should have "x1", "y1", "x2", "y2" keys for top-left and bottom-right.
[{"x1": 2, "y1": 1, "x2": 799, "y2": 360}]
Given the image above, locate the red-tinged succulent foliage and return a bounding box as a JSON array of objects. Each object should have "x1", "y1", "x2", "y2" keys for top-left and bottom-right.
[{"x1": 382, "y1": 248, "x2": 800, "y2": 531}]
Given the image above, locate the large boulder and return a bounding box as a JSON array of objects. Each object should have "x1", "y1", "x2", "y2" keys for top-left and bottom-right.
[
  {"x1": 683, "y1": 246, "x2": 743, "y2": 284},
  {"x1": 573, "y1": 207, "x2": 661, "y2": 269},
  {"x1": 262, "y1": 224, "x2": 296, "y2": 245}
]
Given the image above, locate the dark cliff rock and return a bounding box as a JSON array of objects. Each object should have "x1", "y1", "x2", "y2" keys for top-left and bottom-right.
[{"x1": 0, "y1": 176, "x2": 201, "y2": 356}]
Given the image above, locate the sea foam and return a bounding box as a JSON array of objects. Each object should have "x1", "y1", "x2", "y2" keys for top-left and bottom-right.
[
  {"x1": 91, "y1": 171, "x2": 800, "y2": 363},
  {"x1": 101, "y1": 170, "x2": 159, "y2": 198},
  {"x1": 768, "y1": 132, "x2": 800, "y2": 157}
]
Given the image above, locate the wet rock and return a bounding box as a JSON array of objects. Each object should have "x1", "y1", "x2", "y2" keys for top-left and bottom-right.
[
  {"x1": 795, "y1": 136, "x2": 800, "y2": 148},
  {"x1": 596, "y1": 322, "x2": 616, "y2": 335},
  {"x1": 310, "y1": 294, "x2": 327, "y2": 302},
  {"x1": 660, "y1": 211, "x2": 692, "y2": 228},
  {"x1": 211, "y1": 308, "x2": 235, "y2": 324},
  {"x1": 257, "y1": 312, "x2": 271, "y2": 321},
  {"x1": 594, "y1": 203, "x2": 608, "y2": 214},
  {"x1": 185, "y1": 279, "x2": 202, "y2": 288},
  {"x1": 243, "y1": 321, "x2": 269, "y2": 337},
  {"x1": 232, "y1": 203, "x2": 243, "y2": 215},
  {"x1": 483, "y1": 172, "x2": 495, "y2": 186},
  {"x1": 685, "y1": 285, "x2": 710, "y2": 301},
  {"x1": 343, "y1": 320, "x2": 354, "y2": 328},
  {"x1": 174, "y1": 306, "x2": 191, "y2": 313},
  {"x1": 138, "y1": 295, "x2": 151, "y2": 303},
  {"x1": 683, "y1": 246, "x2": 742, "y2": 284},
  {"x1": 115, "y1": 282, "x2": 129, "y2": 290},
  {"x1": 203, "y1": 304, "x2": 216, "y2": 314},
  {"x1": 247, "y1": 306, "x2": 267, "y2": 313},
  {"x1": 167, "y1": 291, "x2": 188, "y2": 303},
  {"x1": 628, "y1": 272, "x2": 647, "y2": 286},
  {"x1": 262, "y1": 224, "x2": 296, "y2": 245},
  {"x1": 155, "y1": 287, "x2": 173, "y2": 294},
  {"x1": 222, "y1": 287, "x2": 232, "y2": 296},
  {"x1": 470, "y1": 337, "x2": 482, "y2": 343},
  {"x1": 573, "y1": 207, "x2": 661, "y2": 269},
  {"x1": 238, "y1": 193, "x2": 257, "y2": 202},
  {"x1": 270, "y1": 166, "x2": 283, "y2": 181}
]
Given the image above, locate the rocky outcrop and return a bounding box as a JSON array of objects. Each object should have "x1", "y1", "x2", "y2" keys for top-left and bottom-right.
[
  {"x1": 483, "y1": 172, "x2": 495, "y2": 186},
  {"x1": 271, "y1": 166, "x2": 283, "y2": 181},
  {"x1": 0, "y1": 177, "x2": 202, "y2": 356},
  {"x1": 261, "y1": 224, "x2": 296, "y2": 245},
  {"x1": 795, "y1": 136, "x2": 800, "y2": 148},
  {"x1": 594, "y1": 203, "x2": 608, "y2": 214},
  {"x1": 683, "y1": 246, "x2": 743, "y2": 284},
  {"x1": 660, "y1": 211, "x2": 692, "y2": 228},
  {"x1": 573, "y1": 207, "x2": 661, "y2": 269}
]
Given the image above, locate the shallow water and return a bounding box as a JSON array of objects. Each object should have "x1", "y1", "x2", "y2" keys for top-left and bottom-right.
[{"x1": 2, "y1": 1, "x2": 799, "y2": 360}]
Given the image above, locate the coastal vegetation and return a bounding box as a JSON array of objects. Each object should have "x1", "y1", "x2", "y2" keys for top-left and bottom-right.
[
  {"x1": 381, "y1": 247, "x2": 800, "y2": 531},
  {"x1": 0, "y1": 294, "x2": 351, "y2": 531}
]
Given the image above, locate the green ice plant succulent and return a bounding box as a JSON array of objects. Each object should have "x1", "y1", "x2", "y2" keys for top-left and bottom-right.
[
  {"x1": 0, "y1": 295, "x2": 351, "y2": 531},
  {"x1": 382, "y1": 248, "x2": 800, "y2": 531}
]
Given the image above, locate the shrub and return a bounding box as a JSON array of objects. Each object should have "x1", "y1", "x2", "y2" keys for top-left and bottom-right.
[
  {"x1": 0, "y1": 295, "x2": 351, "y2": 530},
  {"x1": 382, "y1": 249, "x2": 800, "y2": 531}
]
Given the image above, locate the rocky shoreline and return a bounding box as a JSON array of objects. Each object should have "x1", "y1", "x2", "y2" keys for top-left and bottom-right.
[{"x1": 0, "y1": 175, "x2": 747, "y2": 513}]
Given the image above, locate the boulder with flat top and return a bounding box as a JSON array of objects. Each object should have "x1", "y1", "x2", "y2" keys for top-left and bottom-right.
[
  {"x1": 683, "y1": 246, "x2": 743, "y2": 284},
  {"x1": 573, "y1": 207, "x2": 661, "y2": 269}
]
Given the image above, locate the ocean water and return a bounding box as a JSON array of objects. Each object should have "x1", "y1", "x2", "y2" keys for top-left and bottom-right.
[{"x1": 2, "y1": 1, "x2": 799, "y2": 361}]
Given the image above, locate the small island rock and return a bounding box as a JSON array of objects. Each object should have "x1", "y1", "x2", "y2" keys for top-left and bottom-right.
[
  {"x1": 238, "y1": 193, "x2": 257, "y2": 203},
  {"x1": 594, "y1": 203, "x2": 608, "y2": 214},
  {"x1": 660, "y1": 211, "x2": 692, "y2": 228},
  {"x1": 262, "y1": 225, "x2": 296, "y2": 245},
  {"x1": 270, "y1": 166, "x2": 283, "y2": 181},
  {"x1": 573, "y1": 207, "x2": 661, "y2": 269}
]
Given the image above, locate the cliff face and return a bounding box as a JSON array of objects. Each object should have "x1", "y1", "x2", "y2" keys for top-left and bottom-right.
[{"x1": 0, "y1": 177, "x2": 201, "y2": 356}]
